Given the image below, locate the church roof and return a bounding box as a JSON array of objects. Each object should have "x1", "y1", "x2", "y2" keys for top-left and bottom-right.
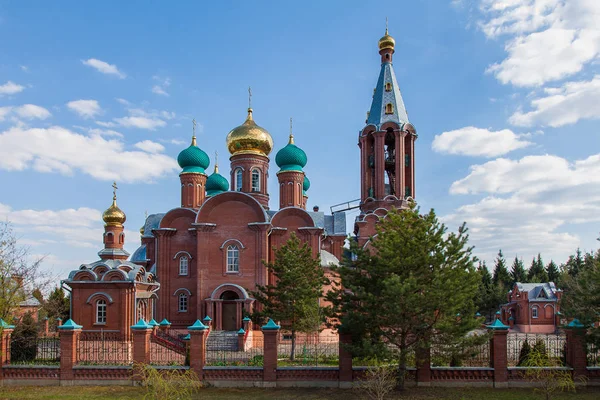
[
  {"x1": 515, "y1": 282, "x2": 558, "y2": 301},
  {"x1": 19, "y1": 296, "x2": 41, "y2": 307},
  {"x1": 65, "y1": 259, "x2": 158, "y2": 286},
  {"x1": 320, "y1": 249, "x2": 340, "y2": 267},
  {"x1": 131, "y1": 244, "x2": 147, "y2": 262},
  {"x1": 367, "y1": 61, "x2": 409, "y2": 128},
  {"x1": 141, "y1": 213, "x2": 166, "y2": 238}
]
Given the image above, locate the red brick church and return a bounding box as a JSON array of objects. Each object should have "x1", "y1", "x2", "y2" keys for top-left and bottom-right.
[{"x1": 63, "y1": 28, "x2": 417, "y2": 335}]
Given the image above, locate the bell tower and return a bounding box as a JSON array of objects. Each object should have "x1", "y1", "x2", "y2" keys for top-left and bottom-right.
[{"x1": 358, "y1": 26, "x2": 417, "y2": 214}]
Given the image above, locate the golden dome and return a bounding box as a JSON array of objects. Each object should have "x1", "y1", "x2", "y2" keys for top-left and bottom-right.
[
  {"x1": 226, "y1": 108, "x2": 273, "y2": 157},
  {"x1": 139, "y1": 225, "x2": 145, "y2": 235},
  {"x1": 102, "y1": 196, "x2": 126, "y2": 227},
  {"x1": 378, "y1": 28, "x2": 395, "y2": 51}
]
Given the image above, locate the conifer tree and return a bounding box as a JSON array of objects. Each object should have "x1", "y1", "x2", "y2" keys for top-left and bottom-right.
[
  {"x1": 328, "y1": 206, "x2": 484, "y2": 389},
  {"x1": 546, "y1": 260, "x2": 560, "y2": 285},
  {"x1": 251, "y1": 232, "x2": 328, "y2": 361},
  {"x1": 492, "y1": 250, "x2": 511, "y2": 289},
  {"x1": 528, "y1": 254, "x2": 549, "y2": 282},
  {"x1": 564, "y1": 248, "x2": 585, "y2": 277},
  {"x1": 43, "y1": 287, "x2": 70, "y2": 331},
  {"x1": 510, "y1": 256, "x2": 527, "y2": 285}
]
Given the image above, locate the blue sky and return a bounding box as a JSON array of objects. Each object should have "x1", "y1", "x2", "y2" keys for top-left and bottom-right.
[{"x1": 1, "y1": 0, "x2": 599, "y2": 282}]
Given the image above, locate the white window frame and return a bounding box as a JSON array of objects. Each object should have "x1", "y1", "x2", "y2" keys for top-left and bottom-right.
[
  {"x1": 227, "y1": 245, "x2": 240, "y2": 273},
  {"x1": 235, "y1": 169, "x2": 243, "y2": 191},
  {"x1": 251, "y1": 169, "x2": 260, "y2": 192},
  {"x1": 532, "y1": 306, "x2": 538, "y2": 319},
  {"x1": 178, "y1": 293, "x2": 188, "y2": 312},
  {"x1": 96, "y1": 299, "x2": 107, "y2": 324},
  {"x1": 179, "y1": 256, "x2": 189, "y2": 276}
]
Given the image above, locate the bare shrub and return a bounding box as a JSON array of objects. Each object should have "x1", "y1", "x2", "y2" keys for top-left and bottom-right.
[
  {"x1": 358, "y1": 365, "x2": 397, "y2": 400},
  {"x1": 134, "y1": 363, "x2": 202, "y2": 400}
]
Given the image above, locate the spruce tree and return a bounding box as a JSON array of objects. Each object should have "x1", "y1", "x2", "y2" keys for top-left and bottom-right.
[
  {"x1": 492, "y1": 250, "x2": 511, "y2": 289},
  {"x1": 565, "y1": 248, "x2": 585, "y2": 277},
  {"x1": 251, "y1": 232, "x2": 328, "y2": 361},
  {"x1": 43, "y1": 287, "x2": 70, "y2": 331},
  {"x1": 510, "y1": 256, "x2": 527, "y2": 285},
  {"x1": 328, "y1": 206, "x2": 484, "y2": 389},
  {"x1": 546, "y1": 260, "x2": 560, "y2": 285},
  {"x1": 528, "y1": 254, "x2": 549, "y2": 282}
]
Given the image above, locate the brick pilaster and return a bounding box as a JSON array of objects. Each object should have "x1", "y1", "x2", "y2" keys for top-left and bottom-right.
[
  {"x1": 338, "y1": 332, "x2": 353, "y2": 386},
  {"x1": 565, "y1": 322, "x2": 587, "y2": 380},
  {"x1": 0, "y1": 321, "x2": 15, "y2": 381},
  {"x1": 262, "y1": 319, "x2": 280, "y2": 384},
  {"x1": 188, "y1": 320, "x2": 208, "y2": 380},
  {"x1": 490, "y1": 330, "x2": 509, "y2": 388},
  {"x1": 131, "y1": 325, "x2": 152, "y2": 365},
  {"x1": 416, "y1": 346, "x2": 431, "y2": 387},
  {"x1": 58, "y1": 319, "x2": 82, "y2": 382}
]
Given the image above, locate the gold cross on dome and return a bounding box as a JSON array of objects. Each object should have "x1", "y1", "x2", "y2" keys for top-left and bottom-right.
[
  {"x1": 248, "y1": 86, "x2": 252, "y2": 108},
  {"x1": 192, "y1": 118, "x2": 197, "y2": 137},
  {"x1": 112, "y1": 181, "x2": 118, "y2": 199}
]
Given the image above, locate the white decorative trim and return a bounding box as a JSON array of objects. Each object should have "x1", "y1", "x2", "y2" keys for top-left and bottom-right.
[
  {"x1": 173, "y1": 251, "x2": 193, "y2": 260},
  {"x1": 86, "y1": 292, "x2": 114, "y2": 304},
  {"x1": 173, "y1": 288, "x2": 192, "y2": 296},
  {"x1": 220, "y1": 239, "x2": 245, "y2": 249},
  {"x1": 210, "y1": 283, "x2": 250, "y2": 300}
]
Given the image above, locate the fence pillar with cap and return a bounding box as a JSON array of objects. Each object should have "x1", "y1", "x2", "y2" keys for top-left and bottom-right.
[
  {"x1": 565, "y1": 319, "x2": 587, "y2": 380},
  {"x1": 188, "y1": 319, "x2": 208, "y2": 379},
  {"x1": 262, "y1": 318, "x2": 280, "y2": 385},
  {"x1": 0, "y1": 319, "x2": 15, "y2": 368},
  {"x1": 203, "y1": 315, "x2": 212, "y2": 332},
  {"x1": 487, "y1": 319, "x2": 509, "y2": 388},
  {"x1": 416, "y1": 345, "x2": 432, "y2": 387},
  {"x1": 131, "y1": 319, "x2": 153, "y2": 365},
  {"x1": 159, "y1": 318, "x2": 171, "y2": 331},
  {"x1": 58, "y1": 319, "x2": 82, "y2": 382}
]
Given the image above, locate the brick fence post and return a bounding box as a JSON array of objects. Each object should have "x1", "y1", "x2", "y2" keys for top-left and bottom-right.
[
  {"x1": 188, "y1": 319, "x2": 208, "y2": 380},
  {"x1": 565, "y1": 319, "x2": 587, "y2": 380},
  {"x1": 262, "y1": 318, "x2": 280, "y2": 386},
  {"x1": 416, "y1": 346, "x2": 431, "y2": 387},
  {"x1": 131, "y1": 319, "x2": 153, "y2": 365},
  {"x1": 487, "y1": 319, "x2": 509, "y2": 388},
  {"x1": 0, "y1": 319, "x2": 15, "y2": 381},
  {"x1": 338, "y1": 332, "x2": 353, "y2": 388},
  {"x1": 58, "y1": 319, "x2": 82, "y2": 384}
]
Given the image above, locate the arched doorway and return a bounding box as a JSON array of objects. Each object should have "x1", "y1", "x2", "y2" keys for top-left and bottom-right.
[{"x1": 221, "y1": 291, "x2": 239, "y2": 331}]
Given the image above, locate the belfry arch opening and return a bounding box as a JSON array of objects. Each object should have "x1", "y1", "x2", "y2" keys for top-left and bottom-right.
[{"x1": 384, "y1": 129, "x2": 396, "y2": 196}]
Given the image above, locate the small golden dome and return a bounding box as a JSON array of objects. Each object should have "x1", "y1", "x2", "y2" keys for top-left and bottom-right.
[
  {"x1": 226, "y1": 108, "x2": 273, "y2": 157},
  {"x1": 378, "y1": 28, "x2": 395, "y2": 51},
  {"x1": 102, "y1": 196, "x2": 126, "y2": 226},
  {"x1": 139, "y1": 225, "x2": 145, "y2": 235}
]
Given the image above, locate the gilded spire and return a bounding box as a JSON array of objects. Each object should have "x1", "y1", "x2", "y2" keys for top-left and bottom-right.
[
  {"x1": 191, "y1": 119, "x2": 197, "y2": 146},
  {"x1": 214, "y1": 151, "x2": 219, "y2": 173},
  {"x1": 289, "y1": 117, "x2": 294, "y2": 144},
  {"x1": 385, "y1": 16, "x2": 388, "y2": 35},
  {"x1": 102, "y1": 181, "x2": 126, "y2": 226},
  {"x1": 378, "y1": 21, "x2": 395, "y2": 51}
]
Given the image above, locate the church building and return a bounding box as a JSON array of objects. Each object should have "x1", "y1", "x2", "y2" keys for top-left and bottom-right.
[{"x1": 63, "y1": 28, "x2": 417, "y2": 334}]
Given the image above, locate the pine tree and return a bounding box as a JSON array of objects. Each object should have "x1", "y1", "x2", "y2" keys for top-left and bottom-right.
[
  {"x1": 528, "y1": 254, "x2": 549, "y2": 282},
  {"x1": 251, "y1": 232, "x2": 328, "y2": 361},
  {"x1": 510, "y1": 257, "x2": 527, "y2": 285},
  {"x1": 43, "y1": 287, "x2": 70, "y2": 331},
  {"x1": 492, "y1": 250, "x2": 511, "y2": 289},
  {"x1": 328, "y1": 206, "x2": 484, "y2": 389},
  {"x1": 546, "y1": 260, "x2": 560, "y2": 285},
  {"x1": 565, "y1": 248, "x2": 585, "y2": 277}
]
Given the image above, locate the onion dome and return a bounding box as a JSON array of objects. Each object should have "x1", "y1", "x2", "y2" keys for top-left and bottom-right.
[
  {"x1": 378, "y1": 28, "x2": 395, "y2": 52},
  {"x1": 226, "y1": 108, "x2": 273, "y2": 157},
  {"x1": 206, "y1": 163, "x2": 229, "y2": 196},
  {"x1": 177, "y1": 136, "x2": 210, "y2": 174},
  {"x1": 303, "y1": 175, "x2": 310, "y2": 196},
  {"x1": 275, "y1": 134, "x2": 307, "y2": 171},
  {"x1": 139, "y1": 225, "x2": 145, "y2": 236},
  {"x1": 103, "y1": 194, "x2": 126, "y2": 227}
]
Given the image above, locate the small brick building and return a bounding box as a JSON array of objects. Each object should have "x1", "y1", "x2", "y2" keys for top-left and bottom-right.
[
  {"x1": 500, "y1": 282, "x2": 562, "y2": 334},
  {"x1": 63, "y1": 28, "x2": 418, "y2": 336}
]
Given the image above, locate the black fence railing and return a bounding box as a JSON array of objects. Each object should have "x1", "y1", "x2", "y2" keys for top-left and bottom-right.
[
  {"x1": 507, "y1": 333, "x2": 566, "y2": 366},
  {"x1": 9, "y1": 335, "x2": 60, "y2": 365},
  {"x1": 76, "y1": 331, "x2": 132, "y2": 366},
  {"x1": 588, "y1": 343, "x2": 600, "y2": 367},
  {"x1": 277, "y1": 333, "x2": 339, "y2": 367},
  {"x1": 205, "y1": 333, "x2": 264, "y2": 367},
  {"x1": 431, "y1": 341, "x2": 490, "y2": 367}
]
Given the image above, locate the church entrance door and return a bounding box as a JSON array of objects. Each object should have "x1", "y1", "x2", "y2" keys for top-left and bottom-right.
[{"x1": 222, "y1": 303, "x2": 237, "y2": 331}]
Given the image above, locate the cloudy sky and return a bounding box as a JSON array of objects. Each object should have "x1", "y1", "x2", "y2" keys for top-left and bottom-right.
[{"x1": 0, "y1": 0, "x2": 598, "y2": 282}]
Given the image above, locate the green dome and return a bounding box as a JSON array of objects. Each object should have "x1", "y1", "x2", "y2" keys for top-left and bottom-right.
[
  {"x1": 303, "y1": 175, "x2": 310, "y2": 196},
  {"x1": 177, "y1": 137, "x2": 210, "y2": 174},
  {"x1": 275, "y1": 135, "x2": 307, "y2": 172},
  {"x1": 206, "y1": 167, "x2": 229, "y2": 196}
]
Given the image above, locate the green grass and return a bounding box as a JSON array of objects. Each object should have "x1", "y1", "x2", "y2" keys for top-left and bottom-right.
[{"x1": 0, "y1": 386, "x2": 598, "y2": 400}]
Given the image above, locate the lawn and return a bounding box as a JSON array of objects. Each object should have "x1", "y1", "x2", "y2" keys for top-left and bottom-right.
[{"x1": 0, "y1": 386, "x2": 599, "y2": 400}]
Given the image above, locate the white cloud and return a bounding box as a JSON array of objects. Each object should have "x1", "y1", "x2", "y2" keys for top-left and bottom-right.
[
  {"x1": 0, "y1": 124, "x2": 179, "y2": 182},
  {"x1": 95, "y1": 120, "x2": 117, "y2": 128},
  {"x1": 432, "y1": 126, "x2": 531, "y2": 157},
  {"x1": 67, "y1": 99, "x2": 102, "y2": 119},
  {"x1": 134, "y1": 140, "x2": 165, "y2": 153},
  {"x1": 443, "y1": 151, "x2": 600, "y2": 263},
  {"x1": 20, "y1": 65, "x2": 28, "y2": 72},
  {"x1": 152, "y1": 76, "x2": 171, "y2": 96},
  {"x1": 509, "y1": 75, "x2": 600, "y2": 127},
  {"x1": 0, "y1": 104, "x2": 51, "y2": 121},
  {"x1": 116, "y1": 98, "x2": 130, "y2": 106},
  {"x1": 82, "y1": 58, "x2": 126, "y2": 79},
  {"x1": 0, "y1": 80, "x2": 25, "y2": 96},
  {"x1": 87, "y1": 128, "x2": 123, "y2": 138},
  {"x1": 479, "y1": 0, "x2": 600, "y2": 87},
  {"x1": 114, "y1": 116, "x2": 166, "y2": 130}
]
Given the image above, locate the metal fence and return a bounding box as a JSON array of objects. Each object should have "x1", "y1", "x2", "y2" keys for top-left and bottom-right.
[
  {"x1": 277, "y1": 333, "x2": 339, "y2": 366},
  {"x1": 588, "y1": 343, "x2": 600, "y2": 367},
  {"x1": 431, "y1": 341, "x2": 490, "y2": 367},
  {"x1": 205, "y1": 333, "x2": 264, "y2": 367},
  {"x1": 76, "y1": 331, "x2": 132, "y2": 365},
  {"x1": 150, "y1": 329, "x2": 187, "y2": 366},
  {"x1": 9, "y1": 335, "x2": 60, "y2": 365},
  {"x1": 507, "y1": 333, "x2": 566, "y2": 366}
]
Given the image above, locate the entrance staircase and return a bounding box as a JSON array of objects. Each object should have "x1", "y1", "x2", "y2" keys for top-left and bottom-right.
[
  {"x1": 207, "y1": 330, "x2": 239, "y2": 352},
  {"x1": 151, "y1": 330, "x2": 186, "y2": 355}
]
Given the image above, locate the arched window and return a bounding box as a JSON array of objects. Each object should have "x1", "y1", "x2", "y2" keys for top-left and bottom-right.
[
  {"x1": 532, "y1": 306, "x2": 538, "y2": 319},
  {"x1": 385, "y1": 82, "x2": 392, "y2": 92},
  {"x1": 251, "y1": 169, "x2": 260, "y2": 192},
  {"x1": 385, "y1": 103, "x2": 393, "y2": 114},
  {"x1": 179, "y1": 256, "x2": 188, "y2": 275},
  {"x1": 105, "y1": 232, "x2": 114, "y2": 244},
  {"x1": 178, "y1": 293, "x2": 188, "y2": 312},
  {"x1": 227, "y1": 245, "x2": 239, "y2": 272},
  {"x1": 119, "y1": 232, "x2": 125, "y2": 244},
  {"x1": 96, "y1": 299, "x2": 107, "y2": 324},
  {"x1": 235, "y1": 169, "x2": 243, "y2": 191}
]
